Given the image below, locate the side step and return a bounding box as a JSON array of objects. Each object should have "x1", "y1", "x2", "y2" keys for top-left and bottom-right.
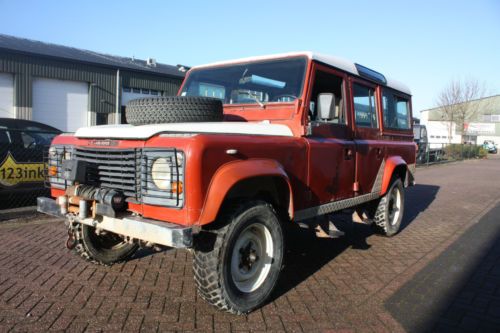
[{"x1": 315, "y1": 221, "x2": 345, "y2": 239}]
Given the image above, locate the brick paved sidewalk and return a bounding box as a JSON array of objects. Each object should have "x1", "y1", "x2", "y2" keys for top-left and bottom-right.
[{"x1": 0, "y1": 157, "x2": 499, "y2": 333}]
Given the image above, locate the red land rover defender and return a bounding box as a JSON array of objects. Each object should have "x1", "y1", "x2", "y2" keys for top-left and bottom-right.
[{"x1": 38, "y1": 52, "x2": 416, "y2": 314}]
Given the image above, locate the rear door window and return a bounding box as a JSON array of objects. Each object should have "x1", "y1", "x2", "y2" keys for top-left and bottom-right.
[
  {"x1": 382, "y1": 89, "x2": 410, "y2": 130},
  {"x1": 353, "y1": 84, "x2": 378, "y2": 128}
]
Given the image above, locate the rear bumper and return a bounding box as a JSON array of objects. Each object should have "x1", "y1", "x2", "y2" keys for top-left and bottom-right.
[{"x1": 37, "y1": 197, "x2": 193, "y2": 248}]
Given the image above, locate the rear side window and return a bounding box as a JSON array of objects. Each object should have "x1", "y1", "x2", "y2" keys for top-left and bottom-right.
[
  {"x1": 353, "y1": 84, "x2": 378, "y2": 128},
  {"x1": 382, "y1": 90, "x2": 410, "y2": 130}
]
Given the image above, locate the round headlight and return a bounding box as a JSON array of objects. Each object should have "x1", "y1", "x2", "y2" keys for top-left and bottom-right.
[{"x1": 151, "y1": 157, "x2": 172, "y2": 190}]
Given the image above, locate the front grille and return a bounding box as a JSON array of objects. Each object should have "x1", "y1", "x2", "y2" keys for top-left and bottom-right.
[{"x1": 74, "y1": 147, "x2": 141, "y2": 198}]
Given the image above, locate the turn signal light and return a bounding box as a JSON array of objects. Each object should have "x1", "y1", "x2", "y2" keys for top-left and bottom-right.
[
  {"x1": 171, "y1": 181, "x2": 183, "y2": 194},
  {"x1": 48, "y1": 165, "x2": 57, "y2": 176}
]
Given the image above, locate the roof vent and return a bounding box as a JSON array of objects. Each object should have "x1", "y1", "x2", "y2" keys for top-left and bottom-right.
[
  {"x1": 354, "y1": 63, "x2": 386, "y2": 85},
  {"x1": 146, "y1": 58, "x2": 157, "y2": 67}
]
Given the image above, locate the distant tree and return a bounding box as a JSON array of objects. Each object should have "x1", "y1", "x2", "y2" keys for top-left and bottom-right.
[{"x1": 436, "y1": 78, "x2": 489, "y2": 142}]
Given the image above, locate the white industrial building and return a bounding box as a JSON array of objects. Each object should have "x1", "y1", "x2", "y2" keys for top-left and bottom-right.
[{"x1": 420, "y1": 95, "x2": 500, "y2": 146}]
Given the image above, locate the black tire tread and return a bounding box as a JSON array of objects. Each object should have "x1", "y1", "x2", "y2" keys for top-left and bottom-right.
[
  {"x1": 193, "y1": 201, "x2": 279, "y2": 315},
  {"x1": 125, "y1": 96, "x2": 223, "y2": 125},
  {"x1": 372, "y1": 178, "x2": 404, "y2": 237},
  {"x1": 72, "y1": 224, "x2": 138, "y2": 266}
]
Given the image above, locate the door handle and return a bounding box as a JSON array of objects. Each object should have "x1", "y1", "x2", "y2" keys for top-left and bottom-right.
[
  {"x1": 376, "y1": 148, "x2": 383, "y2": 159},
  {"x1": 344, "y1": 148, "x2": 353, "y2": 160}
]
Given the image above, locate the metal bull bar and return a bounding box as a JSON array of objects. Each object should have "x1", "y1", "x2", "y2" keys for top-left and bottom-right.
[{"x1": 37, "y1": 197, "x2": 193, "y2": 248}]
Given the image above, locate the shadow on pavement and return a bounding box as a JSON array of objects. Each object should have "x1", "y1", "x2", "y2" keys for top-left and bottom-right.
[
  {"x1": 385, "y1": 203, "x2": 500, "y2": 333},
  {"x1": 400, "y1": 183, "x2": 440, "y2": 231},
  {"x1": 271, "y1": 183, "x2": 440, "y2": 302}
]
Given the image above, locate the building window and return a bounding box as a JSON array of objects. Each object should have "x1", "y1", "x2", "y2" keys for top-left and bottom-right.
[
  {"x1": 199, "y1": 83, "x2": 226, "y2": 100},
  {"x1": 123, "y1": 86, "x2": 162, "y2": 96}
]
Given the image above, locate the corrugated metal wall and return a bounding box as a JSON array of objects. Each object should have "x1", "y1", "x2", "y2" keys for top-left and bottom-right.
[
  {"x1": 121, "y1": 71, "x2": 181, "y2": 96},
  {"x1": 0, "y1": 50, "x2": 183, "y2": 124}
]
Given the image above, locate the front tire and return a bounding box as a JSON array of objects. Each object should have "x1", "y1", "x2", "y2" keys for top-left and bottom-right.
[
  {"x1": 193, "y1": 201, "x2": 284, "y2": 314},
  {"x1": 73, "y1": 224, "x2": 138, "y2": 265},
  {"x1": 372, "y1": 178, "x2": 405, "y2": 237}
]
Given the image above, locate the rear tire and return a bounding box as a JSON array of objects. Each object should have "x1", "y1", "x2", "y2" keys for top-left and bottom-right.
[
  {"x1": 193, "y1": 201, "x2": 284, "y2": 314},
  {"x1": 372, "y1": 178, "x2": 405, "y2": 237},
  {"x1": 73, "y1": 224, "x2": 138, "y2": 265}
]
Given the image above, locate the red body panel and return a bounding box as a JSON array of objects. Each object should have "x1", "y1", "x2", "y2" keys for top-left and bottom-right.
[{"x1": 198, "y1": 158, "x2": 293, "y2": 224}]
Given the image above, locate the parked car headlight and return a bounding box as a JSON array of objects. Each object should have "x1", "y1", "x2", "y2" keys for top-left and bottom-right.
[
  {"x1": 151, "y1": 157, "x2": 172, "y2": 190},
  {"x1": 48, "y1": 146, "x2": 57, "y2": 157}
]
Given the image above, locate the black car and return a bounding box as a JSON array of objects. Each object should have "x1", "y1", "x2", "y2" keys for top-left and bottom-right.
[{"x1": 0, "y1": 118, "x2": 61, "y2": 209}]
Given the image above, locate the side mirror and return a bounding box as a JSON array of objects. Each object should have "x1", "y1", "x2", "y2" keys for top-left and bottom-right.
[{"x1": 317, "y1": 93, "x2": 335, "y2": 121}]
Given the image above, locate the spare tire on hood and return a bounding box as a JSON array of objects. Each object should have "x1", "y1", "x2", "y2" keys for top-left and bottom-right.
[{"x1": 125, "y1": 96, "x2": 223, "y2": 126}]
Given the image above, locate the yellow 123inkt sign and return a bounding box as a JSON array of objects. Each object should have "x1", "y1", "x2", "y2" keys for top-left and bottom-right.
[{"x1": 0, "y1": 153, "x2": 45, "y2": 187}]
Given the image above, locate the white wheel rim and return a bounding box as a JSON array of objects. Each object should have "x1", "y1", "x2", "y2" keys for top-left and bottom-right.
[
  {"x1": 230, "y1": 223, "x2": 274, "y2": 293},
  {"x1": 388, "y1": 186, "x2": 402, "y2": 225}
]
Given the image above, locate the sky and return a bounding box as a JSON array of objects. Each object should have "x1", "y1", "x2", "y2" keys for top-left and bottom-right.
[{"x1": 0, "y1": 0, "x2": 499, "y2": 116}]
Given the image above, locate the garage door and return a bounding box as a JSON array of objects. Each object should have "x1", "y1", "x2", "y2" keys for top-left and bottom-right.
[
  {"x1": 0, "y1": 73, "x2": 14, "y2": 118},
  {"x1": 33, "y1": 78, "x2": 88, "y2": 132}
]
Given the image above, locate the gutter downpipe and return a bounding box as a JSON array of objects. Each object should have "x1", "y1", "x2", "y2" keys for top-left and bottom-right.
[{"x1": 115, "y1": 69, "x2": 120, "y2": 124}]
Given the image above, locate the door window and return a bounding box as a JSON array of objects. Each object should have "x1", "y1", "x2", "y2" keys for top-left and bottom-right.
[
  {"x1": 309, "y1": 70, "x2": 345, "y2": 125},
  {"x1": 353, "y1": 84, "x2": 378, "y2": 128}
]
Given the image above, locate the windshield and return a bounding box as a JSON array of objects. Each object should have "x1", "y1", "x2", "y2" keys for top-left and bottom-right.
[{"x1": 181, "y1": 57, "x2": 307, "y2": 105}]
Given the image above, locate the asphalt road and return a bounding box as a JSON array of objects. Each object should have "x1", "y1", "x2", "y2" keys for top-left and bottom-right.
[{"x1": 0, "y1": 156, "x2": 499, "y2": 332}]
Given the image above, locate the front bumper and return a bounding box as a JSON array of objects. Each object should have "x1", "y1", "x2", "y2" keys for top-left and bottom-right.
[{"x1": 37, "y1": 197, "x2": 192, "y2": 248}]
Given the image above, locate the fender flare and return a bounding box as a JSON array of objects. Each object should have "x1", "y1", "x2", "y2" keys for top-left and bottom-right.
[
  {"x1": 381, "y1": 156, "x2": 407, "y2": 195},
  {"x1": 197, "y1": 159, "x2": 294, "y2": 225}
]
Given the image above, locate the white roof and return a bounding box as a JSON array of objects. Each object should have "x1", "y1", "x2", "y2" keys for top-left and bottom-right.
[{"x1": 193, "y1": 51, "x2": 411, "y2": 95}]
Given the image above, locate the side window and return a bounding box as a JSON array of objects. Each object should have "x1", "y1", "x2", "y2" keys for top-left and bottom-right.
[
  {"x1": 309, "y1": 70, "x2": 345, "y2": 124},
  {"x1": 21, "y1": 132, "x2": 36, "y2": 148},
  {"x1": 0, "y1": 130, "x2": 11, "y2": 144},
  {"x1": 353, "y1": 84, "x2": 378, "y2": 128},
  {"x1": 382, "y1": 89, "x2": 410, "y2": 130}
]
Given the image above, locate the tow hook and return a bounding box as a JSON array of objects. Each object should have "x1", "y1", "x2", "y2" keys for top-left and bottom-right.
[{"x1": 66, "y1": 229, "x2": 76, "y2": 250}]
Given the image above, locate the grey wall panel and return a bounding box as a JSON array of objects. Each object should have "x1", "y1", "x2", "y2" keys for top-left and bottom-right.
[
  {"x1": 0, "y1": 50, "x2": 183, "y2": 124},
  {"x1": 122, "y1": 71, "x2": 182, "y2": 95}
]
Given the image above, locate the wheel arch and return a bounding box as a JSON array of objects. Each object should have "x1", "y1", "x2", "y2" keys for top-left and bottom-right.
[
  {"x1": 198, "y1": 159, "x2": 294, "y2": 225},
  {"x1": 381, "y1": 156, "x2": 407, "y2": 195}
]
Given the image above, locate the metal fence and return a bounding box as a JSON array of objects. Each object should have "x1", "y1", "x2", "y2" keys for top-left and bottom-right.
[
  {"x1": 0, "y1": 128, "x2": 58, "y2": 209},
  {"x1": 416, "y1": 142, "x2": 488, "y2": 166}
]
